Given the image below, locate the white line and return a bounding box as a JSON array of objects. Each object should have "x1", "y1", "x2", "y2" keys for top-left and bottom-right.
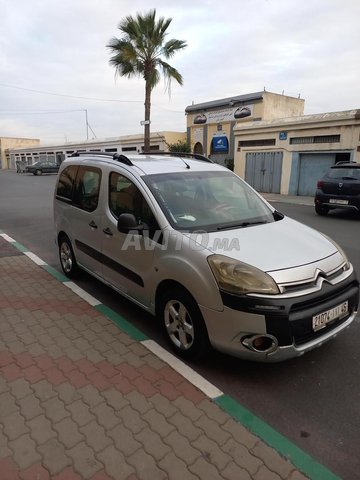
[
  {"x1": 0, "y1": 233, "x2": 15, "y2": 242},
  {"x1": 141, "y1": 339, "x2": 223, "y2": 399},
  {"x1": 63, "y1": 281, "x2": 101, "y2": 306},
  {"x1": 24, "y1": 251, "x2": 47, "y2": 266}
]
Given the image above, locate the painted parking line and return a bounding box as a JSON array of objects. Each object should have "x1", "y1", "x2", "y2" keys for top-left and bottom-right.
[{"x1": 0, "y1": 231, "x2": 340, "y2": 480}]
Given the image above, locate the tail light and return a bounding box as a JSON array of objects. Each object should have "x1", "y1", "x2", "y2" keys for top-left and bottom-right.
[{"x1": 317, "y1": 180, "x2": 324, "y2": 189}]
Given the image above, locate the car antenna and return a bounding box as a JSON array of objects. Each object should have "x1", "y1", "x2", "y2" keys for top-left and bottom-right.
[{"x1": 179, "y1": 157, "x2": 190, "y2": 169}]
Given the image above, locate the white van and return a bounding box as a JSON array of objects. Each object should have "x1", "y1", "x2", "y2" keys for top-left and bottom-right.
[{"x1": 53, "y1": 152, "x2": 359, "y2": 361}]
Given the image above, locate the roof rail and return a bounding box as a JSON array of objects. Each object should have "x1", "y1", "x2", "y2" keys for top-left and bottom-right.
[
  {"x1": 139, "y1": 151, "x2": 213, "y2": 163},
  {"x1": 70, "y1": 151, "x2": 133, "y2": 166}
]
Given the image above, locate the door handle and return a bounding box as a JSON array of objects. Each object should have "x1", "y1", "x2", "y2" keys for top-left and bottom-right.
[
  {"x1": 102, "y1": 227, "x2": 113, "y2": 236},
  {"x1": 89, "y1": 220, "x2": 98, "y2": 229}
]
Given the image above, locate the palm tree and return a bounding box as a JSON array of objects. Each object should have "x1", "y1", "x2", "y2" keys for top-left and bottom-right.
[{"x1": 107, "y1": 9, "x2": 187, "y2": 153}]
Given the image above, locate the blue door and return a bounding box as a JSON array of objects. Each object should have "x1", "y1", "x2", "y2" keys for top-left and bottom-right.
[{"x1": 297, "y1": 154, "x2": 335, "y2": 196}]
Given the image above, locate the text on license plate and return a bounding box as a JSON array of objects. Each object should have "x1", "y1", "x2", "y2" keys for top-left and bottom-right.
[
  {"x1": 312, "y1": 301, "x2": 348, "y2": 332},
  {"x1": 329, "y1": 199, "x2": 348, "y2": 205}
]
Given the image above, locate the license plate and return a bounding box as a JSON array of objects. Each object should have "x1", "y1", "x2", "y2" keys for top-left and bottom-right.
[
  {"x1": 312, "y1": 301, "x2": 348, "y2": 332},
  {"x1": 329, "y1": 199, "x2": 348, "y2": 205}
]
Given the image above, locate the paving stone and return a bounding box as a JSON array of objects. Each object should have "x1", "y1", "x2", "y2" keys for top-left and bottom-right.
[
  {"x1": 120, "y1": 405, "x2": 149, "y2": 434},
  {"x1": 89, "y1": 469, "x2": 113, "y2": 480},
  {"x1": 222, "y1": 418, "x2": 258, "y2": 449},
  {"x1": 173, "y1": 396, "x2": 203, "y2": 422},
  {"x1": 124, "y1": 391, "x2": 151, "y2": 415},
  {"x1": 0, "y1": 429, "x2": 11, "y2": 458},
  {"x1": 163, "y1": 430, "x2": 201, "y2": 465},
  {"x1": 221, "y1": 460, "x2": 252, "y2": 480},
  {"x1": 193, "y1": 434, "x2": 233, "y2": 470},
  {"x1": 78, "y1": 385, "x2": 105, "y2": 408},
  {"x1": 108, "y1": 423, "x2": 141, "y2": 457},
  {"x1": 287, "y1": 471, "x2": 309, "y2": 480},
  {"x1": 0, "y1": 456, "x2": 21, "y2": 479},
  {"x1": 0, "y1": 376, "x2": 9, "y2": 394},
  {"x1": 0, "y1": 391, "x2": 18, "y2": 418},
  {"x1": 67, "y1": 441, "x2": 102, "y2": 479},
  {"x1": 55, "y1": 383, "x2": 81, "y2": 404},
  {"x1": 198, "y1": 399, "x2": 230, "y2": 424},
  {"x1": 97, "y1": 445, "x2": 134, "y2": 480},
  {"x1": 42, "y1": 396, "x2": 70, "y2": 423},
  {"x1": 1, "y1": 362, "x2": 23, "y2": 381},
  {"x1": 37, "y1": 438, "x2": 72, "y2": 476},
  {"x1": 194, "y1": 415, "x2": 231, "y2": 447},
  {"x1": 67, "y1": 400, "x2": 96, "y2": 427},
  {"x1": 158, "y1": 452, "x2": 199, "y2": 480},
  {"x1": 251, "y1": 442, "x2": 294, "y2": 479},
  {"x1": 135, "y1": 427, "x2": 171, "y2": 461},
  {"x1": 79, "y1": 420, "x2": 112, "y2": 452},
  {"x1": 31, "y1": 379, "x2": 58, "y2": 402},
  {"x1": 19, "y1": 462, "x2": 50, "y2": 480},
  {"x1": 168, "y1": 411, "x2": 202, "y2": 441},
  {"x1": 52, "y1": 466, "x2": 83, "y2": 480},
  {"x1": 101, "y1": 388, "x2": 129, "y2": 411},
  {"x1": 188, "y1": 456, "x2": 222, "y2": 480},
  {"x1": 27, "y1": 413, "x2": 57, "y2": 445},
  {"x1": 2, "y1": 411, "x2": 29, "y2": 441},
  {"x1": 91, "y1": 402, "x2": 121, "y2": 430},
  {"x1": 9, "y1": 433, "x2": 41, "y2": 469},
  {"x1": 127, "y1": 448, "x2": 167, "y2": 480},
  {"x1": 253, "y1": 464, "x2": 282, "y2": 480},
  {"x1": 122, "y1": 351, "x2": 146, "y2": 368},
  {"x1": 148, "y1": 393, "x2": 177, "y2": 418},
  {"x1": 17, "y1": 394, "x2": 44, "y2": 421},
  {"x1": 53, "y1": 417, "x2": 84, "y2": 449},
  {"x1": 223, "y1": 438, "x2": 263, "y2": 475}
]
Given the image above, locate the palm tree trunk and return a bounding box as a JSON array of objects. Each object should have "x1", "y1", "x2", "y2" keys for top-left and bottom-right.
[{"x1": 144, "y1": 81, "x2": 151, "y2": 153}]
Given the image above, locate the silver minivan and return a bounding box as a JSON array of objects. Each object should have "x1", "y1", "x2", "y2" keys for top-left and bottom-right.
[{"x1": 54, "y1": 152, "x2": 359, "y2": 361}]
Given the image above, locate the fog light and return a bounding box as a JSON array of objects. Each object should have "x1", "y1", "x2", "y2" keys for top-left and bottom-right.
[{"x1": 241, "y1": 334, "x2": 278, "y2": 353}]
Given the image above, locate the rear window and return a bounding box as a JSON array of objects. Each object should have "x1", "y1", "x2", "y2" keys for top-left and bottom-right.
[
  {"x1": 56, "y1": 165, "x2": 78, "y2": 200},
  {"x1": 328, "y1": 167, "x2": 360, "y2": 179}
]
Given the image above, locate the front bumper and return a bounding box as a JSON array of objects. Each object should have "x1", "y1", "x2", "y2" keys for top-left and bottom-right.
[{"x1": 201, "y1": 272, "x2": 359, "y2": 362}]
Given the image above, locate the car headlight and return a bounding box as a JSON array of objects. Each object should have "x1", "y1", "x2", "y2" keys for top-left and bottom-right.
[
  {"x1": 208, "y1": 255, "x2": 279, "y2": 295},
  {"x1": 322, "y1": 234, "x2": 350, "y2": 271}
]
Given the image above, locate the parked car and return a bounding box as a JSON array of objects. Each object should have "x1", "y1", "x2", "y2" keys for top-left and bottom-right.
[
  {"x1": 315, "y1": 162, "x2": 360, "y2": 215},
  {"x1": 26, "y1": 161, "x2": 60, "y2": 175},
  {"x1": 54, "y1": 152, "x2": 359, "y2": 362}
]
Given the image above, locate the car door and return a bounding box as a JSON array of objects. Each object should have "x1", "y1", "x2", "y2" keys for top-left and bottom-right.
[
  {"x1": 100, "y1": 170, "x2": 162, "y2": 308},
  {"x1": 69, "y1": 165, "x2": 104, "y2": 277}
]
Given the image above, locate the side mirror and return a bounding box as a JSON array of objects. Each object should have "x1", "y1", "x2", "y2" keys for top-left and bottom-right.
[{"x1": 117, "y1": 213, "x2": 144, "y2": 234}]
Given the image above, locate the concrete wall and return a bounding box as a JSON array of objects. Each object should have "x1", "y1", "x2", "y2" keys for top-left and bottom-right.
[
  {"x1": 0, "y1": 137, "x2": 40, "y2": 169},
  {"x1": 262, "y1": 92, "x2": 305, "y2": 120}
]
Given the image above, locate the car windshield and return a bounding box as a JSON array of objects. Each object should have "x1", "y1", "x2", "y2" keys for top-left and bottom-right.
[
  {"x1": 144, "y1": 170, "x2": 275, "y2": 232},
  {"x1": 328, "y1": 167, "x2": 360, "y2": 179}
]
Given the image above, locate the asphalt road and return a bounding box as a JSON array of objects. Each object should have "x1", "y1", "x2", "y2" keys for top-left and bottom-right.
[{"x1": 1, "y1": 170, "x2": 359, "y2": 479}]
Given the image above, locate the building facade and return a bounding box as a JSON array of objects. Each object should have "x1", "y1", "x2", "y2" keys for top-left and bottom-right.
[
  {"x1": 185, "y1": 91, "x2": 304, "y2": 168},
  {"x1": 233, "y1": 110, "x2": 360, "y2": 196},
  {"x1": 6, "y1": 131, "x2": 186, "y2": 170},
  {"x1": 0, "y1": 137, "x2": 40, "y2": 169}
]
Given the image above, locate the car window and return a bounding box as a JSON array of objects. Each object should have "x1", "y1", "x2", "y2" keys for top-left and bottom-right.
[
  {"x1": 328, "y1": 167, "x2": 360, "y2": 179},
  {"x1": 56, "y1": 165, "x2": 79, "y2": 200},
  {"x1": 109, "y1": 172, "x2": 160, "y2": 238},
  {"x1": 73, "y1": 167, "x2": 101, "y2": 212},
  {"x1": 144, "y1": 170, "x2": 274, "y2": 232}
]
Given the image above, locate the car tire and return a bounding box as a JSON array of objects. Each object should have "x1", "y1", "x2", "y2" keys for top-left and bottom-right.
[
  {"x1": 35, "y1": 169, "x2": 42, "y2": 176},
  {"x1": 59, "y1": 235, "x2": 79, "y2": 278},
  {"x1": 315, "y1": 204, "x2": 329, "y2": 216},
  {"x1": 159, "y1": 287, "x2": 211, "y2": 360}
]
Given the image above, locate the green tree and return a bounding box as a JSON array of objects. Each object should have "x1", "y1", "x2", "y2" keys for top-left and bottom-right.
[
  {"x1": 107, "y1": 9, "x2": 187, "y2": 152},
  {"x1": 167, "y1": 139, "x2": 191, "y2": 153}
]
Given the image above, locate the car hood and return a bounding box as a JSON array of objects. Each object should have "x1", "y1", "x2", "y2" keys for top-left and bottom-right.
[{"x1": 184, "y1": 216, "x2": 337, "y2": 272}]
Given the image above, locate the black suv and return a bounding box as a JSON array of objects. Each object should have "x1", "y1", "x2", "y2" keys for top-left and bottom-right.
[{"x1": 314, "y1": 162, "x2": 360, "y2": 216}]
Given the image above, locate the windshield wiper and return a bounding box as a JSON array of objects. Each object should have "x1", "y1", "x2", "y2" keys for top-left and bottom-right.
[{"x1": 217, "y1": 220, "x2": 268, "y2": 231}]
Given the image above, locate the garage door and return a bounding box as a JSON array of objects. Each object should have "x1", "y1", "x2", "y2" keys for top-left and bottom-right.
[
  {"x1": 297, "y1": 153, "x2": 335, "y2": 196},
  {"x1": 245, "y1": 152, "x2": 283, "y2": 193}
]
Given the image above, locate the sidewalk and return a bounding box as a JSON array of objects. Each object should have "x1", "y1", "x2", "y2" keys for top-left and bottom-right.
[
  {"x1": 0, "y1": 235, "x2": 312, "y2": 480},
  {"x1": 261, "y1": 194, "x2": 314, "y2": 207}
]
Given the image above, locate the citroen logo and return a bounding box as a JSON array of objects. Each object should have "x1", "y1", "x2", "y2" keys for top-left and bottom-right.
[{"x1": 339, "y1": 182, "x2": 343, "y2": 188}]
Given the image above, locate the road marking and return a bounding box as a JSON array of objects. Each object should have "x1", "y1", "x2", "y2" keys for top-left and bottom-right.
[
  {"x1": 63, "y1": 281, "x2": 101, "y2": 306},
  {"x1": 142, "y1": 339, "x2": 223, "y2": 399},
  {"x1": 24, "y1": 251, "x2": 47, "y2": 266},
  {"x1": 0, "y1": 233, "x2": 15, "y2": 242}
]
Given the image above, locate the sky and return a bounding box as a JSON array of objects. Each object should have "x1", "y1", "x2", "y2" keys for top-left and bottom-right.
[{"x1": 0, "y1": 0, "x2": 359, "y2": 145}]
